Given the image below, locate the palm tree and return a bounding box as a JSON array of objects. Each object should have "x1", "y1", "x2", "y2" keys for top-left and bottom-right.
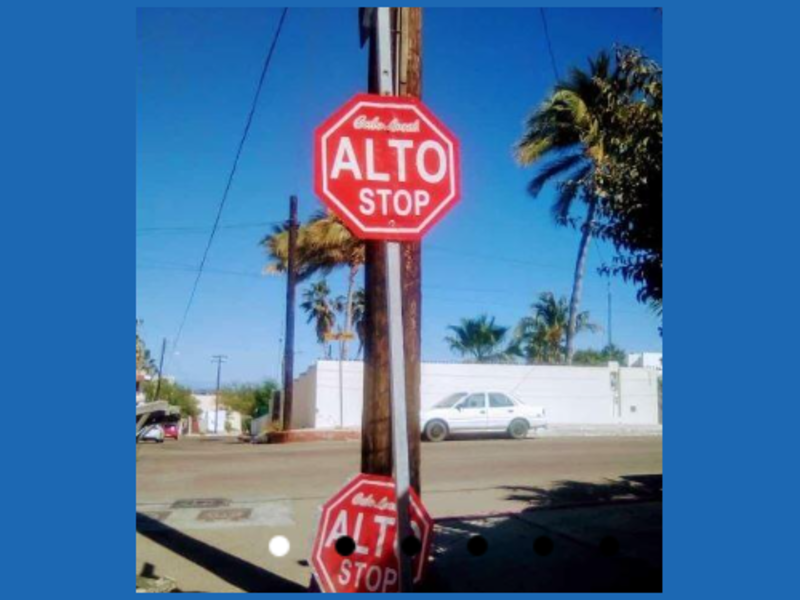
[
  {"x1": 263, "y1": 211, "x2": 365, "y2": 359},
  {"x1": 515, "y1": 292, "x2": 599, "y2": 364},
  {"x1": 136, "y1": 333, "x2": 157, "y2": 375},
  {"x1": 351, "y1": 288, "x2": 366, "y2": 358},
  {"x1": 516, "y1": 52, "x2": 615, "y2": 364},
  {"x1": 300, "y1": 280, "x2": 337, "y2": 359},
  {"x1": 335, "y1": 287, "x2": 366, "y2": 358},
  {"x1": 445, "y1": 315, "x2": 516, "y2": 363}
]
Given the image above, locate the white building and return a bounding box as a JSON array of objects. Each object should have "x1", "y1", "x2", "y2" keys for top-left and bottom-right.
[
  {"x1": 291, "y1": 360, "x2": 663, "y2": 431},
  {"x1": 627, "y1": 352, "x2": 663, "y2": 372},
  {"x1": 192, "y1": 394, "x2": 243, "y2": 435}
]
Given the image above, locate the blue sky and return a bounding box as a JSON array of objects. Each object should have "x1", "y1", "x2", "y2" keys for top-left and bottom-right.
[{"x1": 136, "y1": 7, "x2": 662, "y2": 389}]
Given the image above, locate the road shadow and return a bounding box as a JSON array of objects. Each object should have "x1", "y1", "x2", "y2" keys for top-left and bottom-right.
[
  {"x1": 503, "y1": 474, "x2": 663, "y2": 509},
  {"x1": 423, "y1": 475, "x2": 662, "y2": 592},
  {"x1": 136, "y1": 513, "x2": 306, "y2": 593}
]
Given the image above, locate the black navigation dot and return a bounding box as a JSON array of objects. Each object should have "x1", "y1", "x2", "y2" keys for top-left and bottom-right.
[
  {"x1": 467, "y1": 535, "x2": 489, "y2": 556},
  {"x1": 401, "y1": 536, "x2": 423, "y2": 557},
  {"x1": 599, "y1": 536, "x2": 619, "y2": 557},
  {"x1": 335, "y1": 536, "x2": 356, "y2": 557},
  {"x1": 534, "y1": 535, "x2": 554, "y2": 556}
]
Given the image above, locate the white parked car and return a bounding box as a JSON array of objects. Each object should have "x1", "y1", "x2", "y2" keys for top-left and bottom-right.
[
  {"x1": 421, "y1": 391, "x2": 547, "y2": 442},
  {"x1": 139, "y1": 424, "x2": 165, "y2": 443}
]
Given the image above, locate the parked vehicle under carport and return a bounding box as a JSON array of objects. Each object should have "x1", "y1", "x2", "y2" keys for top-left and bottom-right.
[{"x1": 136, "y1": 401, "x2": 181, "y2": 443}]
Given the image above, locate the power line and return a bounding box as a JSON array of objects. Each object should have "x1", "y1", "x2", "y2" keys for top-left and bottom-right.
[
  {"x1": 172, "y1": 7, "x2": 289, "y2": 353},
  {"x1": 137, "y1": 221, "x2": 280, "y2": 236},
  {"x1": 425, "y1": 243, "x2": 564, "y2": 271},
  {"x1": 138, "y1": 262, "x2": 646, "y2": 314},
  {"x1": 137, "y1": 263, "x2": 264, "y2": 280},
  {"x1": 539, "y1": 8, "x2": 560, "y2": 81},
  {"x1": 139, "y1": 237, "x2": 570, "y2": 277},
  {"x1": 139, "y1": 224, "x2": 566, "y2": 272}
]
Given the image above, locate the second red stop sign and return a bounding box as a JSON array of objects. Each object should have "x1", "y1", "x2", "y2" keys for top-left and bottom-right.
[
  {"x1": 310, "y1": 473, "x2": 434, "y2": 593},
  {"x1": 314, "y1": 94, "x2": 461, "y2": 241}
]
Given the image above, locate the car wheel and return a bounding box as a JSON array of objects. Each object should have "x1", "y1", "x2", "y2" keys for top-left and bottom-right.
[
  {"x1": 508, "y1": 419, "x2": 529, "y2": 440},
  {"x1": 425, "y1": 420, "x2": 448, "y2": 443}
]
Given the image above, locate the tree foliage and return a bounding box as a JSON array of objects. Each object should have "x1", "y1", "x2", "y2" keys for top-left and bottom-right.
[
  {"x1": 220, "y1": 381, "x2": 278, "y2": 419},
  {"x1": 517, "y1": 47, "x2": 663, "y2": 310},
  {"x1": 301, "y1": 280, "x2": 337, "y2": 358},
  {"x1": 351, "y1": 288, "x2": 366, "y2": 355},
  {"x1": 143, "y1": 379, "x2": 199, "y2": 418},
  {"x1": 514, "y1": 292, "x2": 599, "y2": 364},
  {"x1": 573, "y1": 343, "x2": 627, "y2": 366},
  {"x1": 136, "y1": 333, "x2": 156, "y2": 376},
  {"x1": 262, "y1": 210, "x2": 364, "y2": 280},
  {"x1": 516, "y1": 53, "x2": 612, "y2": 363},
  {"x1": 334, "y1": 287, "x2": 366, "y2": 358},
  {"x1": 594, "y1": 47, "x2": 662, "y2": 304},
  {"x1": 263, "y1": 211, "x2": 365, "y2": 358},
  {"x1": 516, "y1": 53, "x2": 612, "y2": 221},
  {"x1": 445, "y1": 315, "x2": 517, "y2": 363}
]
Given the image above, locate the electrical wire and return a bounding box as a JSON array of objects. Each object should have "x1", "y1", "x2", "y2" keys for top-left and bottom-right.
[
  {"x1": 539, "y1": 8, "x2": 560, "y2": 81},
  {"x1": 137, "y1": 221, "x2": 280, "y2": 236},
  {"x1": 137, "y1": 262, "x2": 644, "y2": 315},
  {"x1": 171, "y1": 8, "x2": 289, "y2": 354}
]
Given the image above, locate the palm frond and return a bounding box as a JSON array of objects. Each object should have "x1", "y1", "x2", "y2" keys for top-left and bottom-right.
[
  {"x1": 527, "y1": 153, "x2": 585, "y2": 197},
  {"x1": 551, "y1": 164, "x2": 592, "y2": 225},
  {"x1": 575, "y1": 311, "x2": 600, "y2": 334}
]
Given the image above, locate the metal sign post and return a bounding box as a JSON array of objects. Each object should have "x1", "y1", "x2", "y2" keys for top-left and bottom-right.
[
  {"x1": 312, "y1": 7, "x2": 460, "y2": 591},
  {"x1": 386, "y1": 241, "x2": 414, "y2": 592},
  {"x1": 310, "y1": 473, "x2": 434, "y2": 593},
  {"x1": 376, "y1": 6, "x2": 414, "y2": 593}
]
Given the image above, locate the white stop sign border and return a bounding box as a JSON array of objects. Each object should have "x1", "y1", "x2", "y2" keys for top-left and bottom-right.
[{"x1": 319, "y1": 100, "x2": 458, "y2": 236}]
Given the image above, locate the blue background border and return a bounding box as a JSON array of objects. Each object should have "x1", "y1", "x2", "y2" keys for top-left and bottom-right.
[{"x1": 3, "y1": 1, "x2": 789, "y2": 597}]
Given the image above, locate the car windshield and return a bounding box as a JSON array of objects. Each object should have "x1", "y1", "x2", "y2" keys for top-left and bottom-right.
[{"x1": 433, "y1": 393, "x2": 467, "y2": 409}]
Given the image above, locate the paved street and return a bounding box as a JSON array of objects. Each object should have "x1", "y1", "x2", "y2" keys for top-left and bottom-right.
[{"x1": 136, "y1": 436, "x2": 662, "y2": 592}]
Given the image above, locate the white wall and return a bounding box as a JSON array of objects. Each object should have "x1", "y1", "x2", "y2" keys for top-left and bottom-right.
[
  {"x1": 301, "y1": 361, "x2": 362, "y2": 429},
  {"x1": 193, "y1": 393, "x2": 243, "y2": 434},
  {"x1": 296, "y1": 360, "x2": 661, "y2": 430},
  {"x1": 618, "y1": 368, "x2": 661, "y2": 425},
  {"x1": 292, "y1": 364, "x2": 319, "y2": 429}
]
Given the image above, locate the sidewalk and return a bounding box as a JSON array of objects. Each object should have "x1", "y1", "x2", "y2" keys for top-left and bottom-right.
[{"x1": 538, "y1": 424, "x2": 663, "y2": 437}]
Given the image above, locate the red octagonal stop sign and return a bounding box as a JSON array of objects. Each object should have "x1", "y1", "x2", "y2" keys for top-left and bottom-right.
[
  {"x1": 314, "y1": 94, "x2": 461, "y2": 241},
  {"x1": 310, "y1": 473, "x2": 434, "y2": 593}
]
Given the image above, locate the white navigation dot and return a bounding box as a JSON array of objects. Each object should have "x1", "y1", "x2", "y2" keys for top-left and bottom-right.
[{"x1": 269, "y1": 535, "x2": 291, "y2": 558}]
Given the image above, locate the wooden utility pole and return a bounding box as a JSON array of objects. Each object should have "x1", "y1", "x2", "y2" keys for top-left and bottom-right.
[
  {"x1": 212, "y1": 354, "x2": 228, "y2": 434},
  {"x1": 211, "y1": 354, "x2": 228, "y2": 433},
  {"x1": 135, "y1": 319, "x2": 144, "y2": 394},
  {"x1": 361, "y1": 7, "x2": 423, "y2": 495},
  {"x1": 282, "y1": 195, "x2": 299, "y2": 431},
  {"x1": 607, "y1": 282, "x2": 613, "y2": 347},
  {"x1": 153, "y1": 338, "x2": 167, "y2": 402}
]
